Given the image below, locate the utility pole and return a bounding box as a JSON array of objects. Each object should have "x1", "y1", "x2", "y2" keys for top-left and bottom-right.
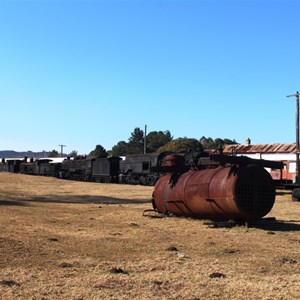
[
  {"x1": 58, "y1": 144, "x2": 66, "y2": 158},
  {"x1": 144, "y1": 124, "x2": 147, "y2": 154},
  {"x1": 287, "y1": 91, "x2": 300, "y2": 183}
]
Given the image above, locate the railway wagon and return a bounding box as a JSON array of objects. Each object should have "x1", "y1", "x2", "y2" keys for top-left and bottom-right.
[
  {"x1": 59, "y1": 156, "x2": 121, "y2": 183},
  {"x1": 0, "y1": 159, "x2": 23, "y2": 173},
  {"x1": 0, "y1": 159, "x2": 9, "y2": 172},
  {"x1": 19, "y1": 158, "x2": 61, "y2": 177},
  {"x1": 37, "y1": 159, "x2": 62, "y2": 177},
  {"x1": 119, "y1": 153, "x2": 163, "y2": 185},
  {"x1": 91, "y1": 156, "x2": 121, "y2": 183},
  {"x1": 19, "y1": 159, "x2": 36, "y2": 175},
  {"x1": 60, "y1": 156, "x2": 92, "y2": 181}
]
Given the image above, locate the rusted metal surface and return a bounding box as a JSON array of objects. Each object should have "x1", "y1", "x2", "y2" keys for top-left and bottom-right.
[{"x1": 152, "y1": 163, "x2": 276, "y2": 221}]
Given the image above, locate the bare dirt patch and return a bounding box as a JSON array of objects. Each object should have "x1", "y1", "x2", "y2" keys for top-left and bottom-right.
[{"x1": 0, "y1": 173, "x2": 300, "y2": 299}]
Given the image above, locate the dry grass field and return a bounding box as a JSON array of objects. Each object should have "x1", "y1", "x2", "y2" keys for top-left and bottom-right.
[{"x1": 0, "y1": 172, "x2": 300, "y2": 300}]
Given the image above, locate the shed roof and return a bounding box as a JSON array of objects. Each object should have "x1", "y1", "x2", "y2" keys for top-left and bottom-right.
[{"x1": 223, "y1": 143, "x2": 296, "y2": 154}]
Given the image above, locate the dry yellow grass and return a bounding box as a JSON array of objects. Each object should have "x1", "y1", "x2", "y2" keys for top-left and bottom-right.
[{"x1": 0, "y1": 172, "x2": 300, "y2": 300}]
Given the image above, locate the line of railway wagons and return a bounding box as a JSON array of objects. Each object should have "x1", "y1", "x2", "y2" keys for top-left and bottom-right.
[
  {"x1": 0, "y1": 152, "x2": 170, "y2": 186},
  {"x1": 0, "y1": 151, "x2": 293, "y2": 187}
]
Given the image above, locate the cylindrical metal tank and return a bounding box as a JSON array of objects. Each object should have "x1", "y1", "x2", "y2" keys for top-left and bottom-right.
[{"x1": 152, "y1": 164, "x2": 276, "y2": 221}]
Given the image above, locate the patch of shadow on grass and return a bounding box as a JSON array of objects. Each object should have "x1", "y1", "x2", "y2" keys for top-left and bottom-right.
[
  {"x1": 0, "y1": 200, "x2": 28, "y2": 206},
  {"x1": 276, "y1": 191, "x2": 292, "y2": 196},
  {"x1": 20, "y1": 195, "x2": 151, "y2": 205},
  {"x1": 109, "y1": 267, "x2": 129, "y2": 275},
  {"x1": 0, "y1": 280, "x2": 20, "y2": 287},
  {"x1": 250, "y1": 219, "x2": 300, "y2": 232},
  {"x1": 204, "y1": 218, "x2": 300, "y2": 232}
]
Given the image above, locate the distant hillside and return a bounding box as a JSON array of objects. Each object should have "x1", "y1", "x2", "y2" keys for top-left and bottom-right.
[{"x1": 0, "y1": 150, "x2": 49, "y2": 159}]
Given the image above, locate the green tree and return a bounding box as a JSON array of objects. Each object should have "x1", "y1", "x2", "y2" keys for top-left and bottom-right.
[
  {"x1": 214, "y1": 138, "x2": 224, "y2": 149},
  {"x1": 200, "y1": 136, "x2": 215, "y2": 149},
  {"x1": 146, "y1": 130, "x2": 173, "y2": 153},
  {"x1": 48, "y1": 149, "x2": 59, "y2": 157},
  {"x1": 157, "y1": 138, "x2": 203, "y2": 153},
  {"x1": 127, "y1": 127, "x2": 144, "y2": 154},
  {"x1": 111, "y1": 141, "x2": 128, "y2": 156},
  {"x1": 223, "y1": 138, "x2": 238, "y2": 145},
  {"x1": 69, "y1": 150, "x2": 78, "y2": 158},
  {"x1": 200, "y1": 136, "x2": 238, "y2": 149},
  {"x1": 89, "y1": 144, "x2": 108, "y2": 157}
]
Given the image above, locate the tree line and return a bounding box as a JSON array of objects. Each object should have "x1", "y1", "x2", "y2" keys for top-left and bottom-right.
[{"x1": 48, "y1": 127, "x2": 238, "y2": 158}]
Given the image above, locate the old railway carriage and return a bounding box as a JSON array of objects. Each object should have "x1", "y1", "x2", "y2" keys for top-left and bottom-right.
[
  {"x1": 91, "y1": 156, "x2": 121, "y2": 183},
  {"x1": 118, "y1": 152, "x2": 170, "y2": 185},
  {"x1": 0, "y1": 158, "x2": 23, "y2": 173},
  {"x1": 59, "y1": 156, "x2": 121, "y2": 183}
]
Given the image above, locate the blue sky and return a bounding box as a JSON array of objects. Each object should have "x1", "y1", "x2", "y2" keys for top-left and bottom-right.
[{"x1": 1, "y1": 0, "x2": 300, "y2": 155}]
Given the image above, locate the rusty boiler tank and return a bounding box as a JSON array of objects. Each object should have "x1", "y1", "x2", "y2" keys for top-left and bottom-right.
[{"x1": 152, "y1": 154, "x2": 281, "y2": 222}]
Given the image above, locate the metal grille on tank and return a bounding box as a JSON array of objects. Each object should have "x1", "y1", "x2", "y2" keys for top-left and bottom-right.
[
  {"x1": 258, "y1": 184, "x2": 276, "y2": 211},
  {"x1": 235, "y1": 182, "x2": 275, "y2": 215}
]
